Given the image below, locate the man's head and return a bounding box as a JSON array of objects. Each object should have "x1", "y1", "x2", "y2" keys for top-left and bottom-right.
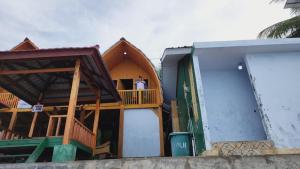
[{"x1": 139, "y1": 76, "x2": 143, "y2": 80}]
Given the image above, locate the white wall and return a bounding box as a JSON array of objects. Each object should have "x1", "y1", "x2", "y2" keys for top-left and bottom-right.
[
  {"x1": 200, "y1": 68, "x2": 266, "y2": 143},
  {"x1": 245, "y1": 52, "x2": 300, "y2": 148},
  {"x1": 123, "y1": 109, "x2": 160, "y2": 157}
]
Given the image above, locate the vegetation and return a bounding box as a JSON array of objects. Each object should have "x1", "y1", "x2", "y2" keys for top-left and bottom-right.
[{"x1": 258, "y1": 0, "x2": 300, "y2": 38}]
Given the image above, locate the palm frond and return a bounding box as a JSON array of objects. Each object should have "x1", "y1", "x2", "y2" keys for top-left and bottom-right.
[
  {"x1": 270, "y1": 0, "x2": 285, "y2": 4},
  {"x1": 290, "y1": 7, "x2": 300, "y2": 15},
  {"x1": 258, "y1": 16, "x2": 300, "y2": 38}
]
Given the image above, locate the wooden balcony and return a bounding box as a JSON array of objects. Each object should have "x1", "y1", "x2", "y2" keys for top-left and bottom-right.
[
  {"x1": 0, "y1": 92, "x2": 19, "y2": 108},
  {"x1": 118, "y1": 89, "x2": 158, "y2": 105}
]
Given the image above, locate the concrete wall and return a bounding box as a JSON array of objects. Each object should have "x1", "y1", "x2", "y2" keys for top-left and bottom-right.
[
  {"x1": 200, "y1": 69, "x2": 266, "y2": 143},
  {"x1": 245, "y1": 52, "x2": 300, "y2": 148},
  {"x1": 123, "y1": 109, "x2": 160, "y2": 157},
  {"x1": 2, "y1": 155, "x2": 300, "y2": 169}
]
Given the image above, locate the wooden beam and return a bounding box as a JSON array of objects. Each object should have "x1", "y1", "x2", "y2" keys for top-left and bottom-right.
[
  {"x1": 8, "y1": 109, "x2": 18, "y2": 130},
  {"x1": 171, "y1": 100, "x2": 180, "y2": 132},
  {"x1": 28, "y1": 112, "x2": 38, "y2": 137},
  {"x1": 42, "y1": 96, "x2": 97, "y2": 104},
  {"x1": 118, "y1": 105, "x2": 124, "y2": 158},
  {"x1": 84, "y1": 111, "x2": 94, "y2": 120},
  {"x1": 63, "y1": 59, "x2": 81, "y2": 144},
  {"x1": 0, "y1": 67, "x2": 75, "y2": 75}
]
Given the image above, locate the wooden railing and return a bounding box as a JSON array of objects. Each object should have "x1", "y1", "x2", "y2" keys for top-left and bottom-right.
[
  {"x1": 0, "y1": 129, "x2": 24, "y2": 140},
  {"x1": 46, "y1": 115, "x2": 95, "y2": 149},
  {"x1": 71, "y1": 118, "x2": 96, "y2": 149},
  {"x1": 46, "y1": 115, "x2": 67, "y2": 137},
  {"x1": 0, "y1": 92, "x2": 19, "y2": 108},
  {"x1": 118, "y1": 89, "x2": 157, "y2": 105}
]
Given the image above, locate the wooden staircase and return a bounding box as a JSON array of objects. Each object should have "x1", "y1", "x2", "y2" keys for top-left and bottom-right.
[{"x1": 0, "y1": 138, "x2": 48, "y2": 163}]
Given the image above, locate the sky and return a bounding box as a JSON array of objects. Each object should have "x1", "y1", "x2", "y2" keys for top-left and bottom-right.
[{"x1": 0, "y1": 0, "x2": 292, "y2": 66}]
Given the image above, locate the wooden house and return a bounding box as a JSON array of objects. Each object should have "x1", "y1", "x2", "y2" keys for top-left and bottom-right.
[
  {"x1": 0, "y1": 37, "x2": 164, "y2": 162},
  {"x1": 0, "y1": 38, "x2": 121, "y2": 162},
  {"x1": 99, "y1": 38, "x2": 164, "y2": 158}
]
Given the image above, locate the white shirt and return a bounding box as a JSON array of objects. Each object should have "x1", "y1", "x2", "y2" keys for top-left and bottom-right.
[{"x1": 136, "y1": 80, "x2": 145, "y2": 90}]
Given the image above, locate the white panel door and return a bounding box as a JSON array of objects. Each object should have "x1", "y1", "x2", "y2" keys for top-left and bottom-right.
[{"x1": 123, "y1": 109, "x2": 160, "y2": 157}]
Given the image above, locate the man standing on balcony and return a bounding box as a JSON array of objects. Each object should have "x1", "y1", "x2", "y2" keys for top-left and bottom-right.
[{"x1": 136, "y1": 76, "x2": 146, "y2": 90}]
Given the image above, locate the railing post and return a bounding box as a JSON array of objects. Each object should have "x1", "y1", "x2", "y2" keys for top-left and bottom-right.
[
  {"x1": 138, "y1": 90, "x2": 142, "y2": 104},
  {"x1": 46, "y1": 116, "x2": 53, "y2": 136},
  {"x1": 55, "y1": 117, "x2": 62, "y2": 136},
  {"x1": 28, "y1": 112, "x2": 38, "y2": 137}
]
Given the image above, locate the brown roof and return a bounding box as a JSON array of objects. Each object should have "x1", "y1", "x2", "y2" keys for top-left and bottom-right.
[{"x1": 0, "y1": 46, "x2": 121, "y2": 106}]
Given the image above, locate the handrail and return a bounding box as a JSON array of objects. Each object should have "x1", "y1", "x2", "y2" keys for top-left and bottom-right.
[
  {"x1": 118, "y1": 89, "x2": 157, "y2": 105},
  {"x1": 71, "y1": 119, "x2": 96, "y2": 149},
  {"x1": 46, "y1": 115, "x2": 95, "y2": 149},
  {"x1": 46, "y1": 115, "x2": 67, "y2": 137},
  {"x1": 0, "y1": 92, "x2": 19, "y2": 108}
]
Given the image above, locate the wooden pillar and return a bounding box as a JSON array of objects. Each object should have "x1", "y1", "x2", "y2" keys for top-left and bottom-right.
[
  {"x1": 28, "y1": 112, "x2": 38, "y2": 137},
  {"x1": 158, "y1": 107, "x2": 165, "y2": 156},
  {"x1": 8, "y1": 109, "x2": 18, "y2": 130},
  {"x1": 171, "y1": 100, "x2": 180, "y2": 132},
  {"x1": 63, "y1": 59, "x2": 81, "y2": 145},
  {"x1": 118, "y1": 105, "x2": 124, "y2": 158},
  {"x1": 93, "y1": 96, "x2": 101, "y2": 135}
]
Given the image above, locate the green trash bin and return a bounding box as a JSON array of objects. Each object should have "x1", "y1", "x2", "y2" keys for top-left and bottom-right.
[{"x1": 169, "y1": 132, "x2": 192, "y2": 156}]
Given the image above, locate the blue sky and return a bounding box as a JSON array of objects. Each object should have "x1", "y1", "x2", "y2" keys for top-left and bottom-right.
[{"x1": 0, "y1": 0, "x2": 291, "y2": 66}]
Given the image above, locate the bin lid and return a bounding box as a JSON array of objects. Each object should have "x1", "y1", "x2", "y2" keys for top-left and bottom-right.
[{"x1": 169, "y1": 132, "x2": 192, "y2": 136}]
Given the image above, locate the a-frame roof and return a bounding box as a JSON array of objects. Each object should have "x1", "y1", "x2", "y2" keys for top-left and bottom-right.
[
  {"x1": 102, "y1": 38, "x2": 161, "y2": 87},
  {"x1": 102, "y1": 38, "x2": 163, "y2": 103},
  {"x1": 11, "y1": 37, "x2": 39, "y2": 51}
]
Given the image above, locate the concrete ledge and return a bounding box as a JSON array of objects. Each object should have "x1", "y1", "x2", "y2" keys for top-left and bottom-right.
[{"x1": 0, "y1": 155, "x2": 300, "y2": 169}]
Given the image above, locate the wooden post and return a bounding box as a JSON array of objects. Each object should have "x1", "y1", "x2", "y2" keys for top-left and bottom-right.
[
  {"x1": 79, "y1": 109, "x2": 86, "y2": 123},
  {"x1": 55, "y1": 117, "x2": 62, "y2": 136},
  {"x1": 28, "y1": 112, "x2": 38, "y2": 137},
  {"x1": 93, "y1": 95, "x2": 101, "y2": 135},
  {"x1": 63, "y1": 59, "x2": 81, "y2": 145},
  {"x1": 138, "y1": 90, "x2": 142, "y2": 104},
  {"x1": 118, "y1": 105, "x2": 125, "y2": 158},
  {"x1": 158, "y1": 107, "x2": 165, "y2": 156},
  {"x1": 8, "y1": 109, "x2": 18, "y2": 130},
  {"x1": 171, "y1": 100, "x2": 180, "y2": 132},
  {"x1": 46, "y1": 116, "x2": 54, "y2": 136}
]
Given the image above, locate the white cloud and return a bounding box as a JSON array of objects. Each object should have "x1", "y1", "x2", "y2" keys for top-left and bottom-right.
[{"x1": 0, "y1": 0, "x2": 291, "y2": 66}]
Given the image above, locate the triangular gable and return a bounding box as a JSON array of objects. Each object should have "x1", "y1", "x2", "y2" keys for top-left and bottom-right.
[{"x1": 11, "y1": 37, "x2": 39, "y2": 51}]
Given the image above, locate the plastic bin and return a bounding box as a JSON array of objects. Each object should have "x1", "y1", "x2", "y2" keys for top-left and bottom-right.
[{"x1": 169, "y1": 132, "x2": 192, "y2": 156}]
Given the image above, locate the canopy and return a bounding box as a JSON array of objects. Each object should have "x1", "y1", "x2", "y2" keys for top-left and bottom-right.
[{"x1": 0, "y1": 47, "x2": 121, "y2": 106}]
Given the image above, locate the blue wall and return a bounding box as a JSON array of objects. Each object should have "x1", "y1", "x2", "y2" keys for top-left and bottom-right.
[
  {"x1": 245, "y1": 52, "x2": 300, "y2": 148},
  {"x1": 201, "y1": 69, "x2": 266, "y2": 142},
  {"x1": 123, "y1": 109, "x2": 160, "y2": 157}
]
